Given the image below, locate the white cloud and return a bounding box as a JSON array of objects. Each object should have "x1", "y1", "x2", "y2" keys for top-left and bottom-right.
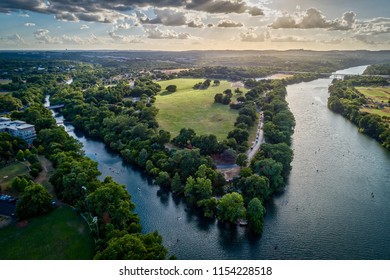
[
  {"x1": 108, "y1": 31, "x2": 144, "y2": 43},
  {"x1": 24, "y1": 22, "x2": 35, "y2": 27},
  {"x1": 0, "y1": 33, "x2": 25, "y2": 45},
  {"x1": 270, "y1": 8, "x2": 356, "y2": 31},
  {"x1": 217, "y1": 19, "x2": 244, "y2": 28},
  {"x1": 80, "y1": 24, "x2": 90, "y2": 30},
  {"x1": 34, "y1": 29, "x2": 62, "y2": 44},
  {"x1": 144, "y1": 26, "x2": 191, "y2": 39}
]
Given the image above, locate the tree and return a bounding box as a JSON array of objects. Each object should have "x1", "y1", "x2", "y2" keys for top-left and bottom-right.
[
  {"x1": 227, "y1": 128, "x2": 249, "y2": 145},
  {"x1": 217, "y1": 192, "x2": 246, "y2": 224},
  {"x1": 165, "y1": 85, "x2": 177, "y2": 93},
  {"x1": 156, "y1": 171, "x2": 171, "y2": 188},
  {"x1": 239, "y1": 174, "x2": 271, "y2": 202},
  {"x1": 172, "y1": 128, "x2": 196, "y2": 147},
  {"x1": 191, "y1": 134, "x2": 219, "y2": 155},
  {"x1": 87, "y1": 177, "x2": 138, "y2": 231},
  {"x1": 247, "y1": 198, "x2": 266, "y2": 234},
  {"x1": 94, "y1": 232, "x2": 167, "y2": 260},
  {"x1": 197, "y1": 197, "x2": 217, "y2": 218},
  {"x1": 16, "y1": 149, "x2": 24, "y2": 161},
  {"x1": 171, "y1": 172, "x2": 183, "y2": 193},
  {"x1": 16, "y1": 183, "x2": 53, "y2": 220},
  {"x1": 236, "y1": 153, "x2": 248, "y2": 167},
  {"x1": 214, "y1": 93, "x2": 223, "y2": 103},
  {"x1": 184, "y1": 176, "x2": 212, "y2": 205},
  {"x1": 253, "y1": 158, "x2": 284, "y2": 192}
]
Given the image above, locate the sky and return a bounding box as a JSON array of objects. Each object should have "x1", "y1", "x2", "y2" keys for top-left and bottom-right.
[{"x1": 0, "y1": 0, "x2": 389, "y2": 51}]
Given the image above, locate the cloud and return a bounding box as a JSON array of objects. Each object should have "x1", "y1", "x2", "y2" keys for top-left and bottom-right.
[
  {"x1": 0, "y1": 0, "x2": 263, "y2": 24},
  {"x1": 144, "y1": 26, "x2": 191, "y2": 39},
  {"x1": 108, "y1": 31, "x2": 144, "y2": 43},
  {"x1": 34, "y1": 29, "x2": 62, "y2": 44},
  {"x1": 116, "y1": 22, "x2": 132, "y2": 30},
  {"x1": 270, "y1": 8, "x2": 356, "y2": 31},
  {"x1": 354, "y1": 17, "x2": 390, "y2": 35},
  {"x1": 61, "y1": 34, "x2": 83, "y2": 44},
  {"x1": 24, "y1": 22, "x2": 36, "y2": 27},
  {"x1": 80, "y1": 24, "x2": 89, "y2": 30},
  {"x1": 270, "y1": 35, "x2": 314, "y2": 43},
  {"x1": 187, "y1": 20, "x2": 205, "y2": 28},
  {"x1": 239, "y1": 29, "x2": 267, "y2": 42},
  {"x1": 0, "y1": 33, "x2": 25, "y2": 45},
  {"x1": 217, "y1": 19, "x2": 244, "y2": 28},
  {"x1": 186, "y1": 0, "x2": 263, "y2": 16},
  {"x1": 139, "y1": 8, "x2": 187, "y2": 26}
]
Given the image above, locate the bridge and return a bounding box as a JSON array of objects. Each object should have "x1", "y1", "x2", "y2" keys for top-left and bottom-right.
[{"x1": 45, "y1": 104, "x2": 64, "y2": 109}]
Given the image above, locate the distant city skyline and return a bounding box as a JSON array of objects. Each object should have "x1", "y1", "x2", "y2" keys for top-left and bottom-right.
[{"x1": 0, "y1": 0, "x2": 389, "y2": 51}]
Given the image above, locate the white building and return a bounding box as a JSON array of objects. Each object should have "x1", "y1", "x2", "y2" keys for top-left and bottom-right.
[{"x1": 0, "y1": 117, "x2": 36, "y2": 144}]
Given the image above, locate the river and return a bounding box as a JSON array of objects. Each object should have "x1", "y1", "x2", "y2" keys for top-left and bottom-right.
[{"x1": 54, "y1": 65, "x2": 390, "y2": 259}]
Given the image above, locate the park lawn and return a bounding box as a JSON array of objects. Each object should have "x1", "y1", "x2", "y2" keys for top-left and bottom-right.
[
  {"x1": 0, "y1": 161, "x2": 29, "y2": 192},
  {"x1": 156, "y1": 78, "x2": 248, "y2": 140},
  {"x1": 0, "y1": 205, "x2": 95, "y2": 260},
  {"x1": 355, "y1": 87, "x2": 390, "y2": 103},
  {"x1": 361, "y1": 107, "x2": 390, "y2": 118}
]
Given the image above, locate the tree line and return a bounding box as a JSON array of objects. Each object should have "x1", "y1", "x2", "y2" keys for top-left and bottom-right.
[{"x1": 328, "y1": 76, "x2": 390, "y2": 150}]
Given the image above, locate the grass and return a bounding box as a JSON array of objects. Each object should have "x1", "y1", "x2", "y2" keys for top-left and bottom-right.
[
  {"x1": 156, "y1": 78, "x2": 248, "y2": 140},
  {"x1": 356, "y1": 86, "x2": 390, "y2": 103},
  {"x1": 356, "y1": 87, "x2": 390, "y2": 120},
  {"x1": 360, "y1": 108, "x2": 390, "y2": 118},
  {"x1": 0, "y1": 205, "x2": 95, "y2": 259},
  {"x1": 0, "y1": 161, "x2": 29, "y2": 192}
]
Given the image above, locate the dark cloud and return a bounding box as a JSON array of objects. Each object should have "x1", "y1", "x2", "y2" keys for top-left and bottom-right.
[
  {"x1": 138, "y1": 8, "x2": 187, "y2": 26},
  {"x1": 186, "y1": 0, "x2": 263, "y2": 15},
  {"x1": 0, "y1": 0, "x2": 263, "y2": 23},
  {"x1": 217, "y1": 19, "x2": 243, "y2": 28}
]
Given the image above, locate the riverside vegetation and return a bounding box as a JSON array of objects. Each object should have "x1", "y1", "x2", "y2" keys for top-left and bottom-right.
[{"x1": 327, "y1": 64, "x2": 390, "y2": 150}]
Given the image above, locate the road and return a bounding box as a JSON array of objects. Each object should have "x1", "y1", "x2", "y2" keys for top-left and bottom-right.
[{"x1": 247, "y1": 111, "x2": 265, "y2": 163}]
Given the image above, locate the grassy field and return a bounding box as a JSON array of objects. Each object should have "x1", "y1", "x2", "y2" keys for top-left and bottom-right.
[
  {"x1": 356, "y1": 87, "x2": 390, "y2": 119},
  {"x1": 0, "y1": 161, "x2": 29, "y2": 192},
  {"x1": 356, "y1": 86, "x2": 390, "y2": 103},
  {"x1": 156, "y1": 78, "x2": 248, "y2": 140},
  {"x1": 361, "y1": 107, "x2": 390, "y2": 118},
  {"x1": 0, "y1": 205, "x2": 95, "y2": 259}
]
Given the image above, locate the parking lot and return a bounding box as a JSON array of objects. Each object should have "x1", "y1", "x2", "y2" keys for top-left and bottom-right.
[{"x1": 0, "y1": 195, "x2": 17, "y2": 216}]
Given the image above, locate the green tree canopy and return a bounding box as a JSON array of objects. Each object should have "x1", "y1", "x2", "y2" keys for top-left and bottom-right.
[
  {"x1": 217, "y1": 192, "x2": 246, "y2": 224},
  {"x1": 247, "y1": 198, "x2": 266, "y2": 234},
  {"x1": 16, "y1": 182, "x2": 53, "y2": 220}
]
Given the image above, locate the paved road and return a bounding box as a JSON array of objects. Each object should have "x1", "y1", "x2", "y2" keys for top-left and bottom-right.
[{"x1": 247, "y1": 111, "x2": 265, "y2": 163}]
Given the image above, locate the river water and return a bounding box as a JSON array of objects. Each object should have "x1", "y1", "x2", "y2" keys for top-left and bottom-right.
[{"x1": 56, "y1": 65, "x2": 390, "y2": 259}]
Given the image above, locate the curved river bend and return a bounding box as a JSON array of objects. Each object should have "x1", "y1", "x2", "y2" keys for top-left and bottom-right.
[{"x1": 58, "y1": 65, "x2": 390, "y2": 259}]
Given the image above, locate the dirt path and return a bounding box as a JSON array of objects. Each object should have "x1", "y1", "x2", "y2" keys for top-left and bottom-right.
[{"x1": 36, "y1": 156, "x2": 56, "y2": 195}]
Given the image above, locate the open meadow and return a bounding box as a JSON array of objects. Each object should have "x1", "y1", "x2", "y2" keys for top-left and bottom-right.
[
  {"x1": 356, "y1": 86, "x2": 390, "y2": 118},
  {"x1": 156, "y1": 78, "x2": 248, "y2": 140},
  {"x1": 0, "y1": 205, "x2": 95, "y2": 260}
]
